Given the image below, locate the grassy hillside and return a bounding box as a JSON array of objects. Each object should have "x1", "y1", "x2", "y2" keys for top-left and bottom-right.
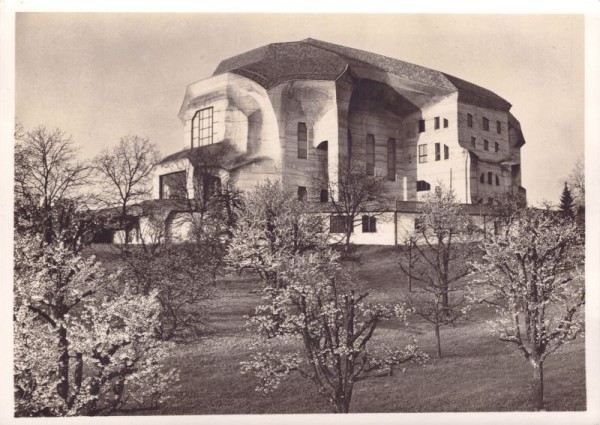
[{"x1": 90, "y1": 244, "x2": 586, "y2": 414}]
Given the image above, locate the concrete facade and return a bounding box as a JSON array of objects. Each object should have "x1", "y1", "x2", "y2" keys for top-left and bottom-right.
[{"x1": 146, "y1": 38, "x2": 526, "y2": 245}]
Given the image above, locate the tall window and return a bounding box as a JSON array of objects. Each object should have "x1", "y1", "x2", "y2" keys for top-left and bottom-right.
[
  {"x1": 494, "y1": 141, "x2": 499, "y2": 153},
  {"x1": 471, "y1": 137, "x2": 476, "y2": 149},
  {"x1": 366, "y1": 134, "x2": 375, "y2": 176},
  {"x1": 387, "y1": 138, "x2": 396, "y2": 181},
  {"x1": 443, "y1": 118, "x2": 449, "y2": 128},
  {"x1": 418, "y1": 119, "x2": 426, "y2": 133},
  {"x1": 488, "y1": 171, "x2": 493, "y2": 185},
  {"x1": 480, "y1": 173, "x2": 485, "y2": 184},
  {"x1": 484, "y1": 139, "x2": 489, "y2": 151},
  {"x1": 467, "y1": 113, "x2": 473, "y2": 128},
  {"x1": 444, "y1": 144, "x2": 449, "y2": 160},
  {"x1": 297, "y1": 122, "x2": 308, "y2": 159},
  {"x1": 191, "y1": 107, "x2": 213, "y2": 147},
  {"x1": 435, "y1": 143, "x2": 441, "y2": 161},
  {"x1": 434, "y1": 117, "x2": 440, "y2": 130},
  {"x1": 347, "y1": 129, "x2": 353, "y2": 160},
  {"x1": 496, "y1": 121, "x2": 502, "y2": 134},
  {"x1": 297, "y1": 186, "x2": 307, "y2": 201},
  {"x1": 483, "y1": 117, "x2": 490, "y2": 131},
  {"x1": 495, "y1": 175, "x2": 500, "y2": 186},
  {"x1": 418, "y1": 144, "x2": 428, "y2": 163},
  {"x1": 320, "y1": 189, "x2": 328, "y2": 203},
  {"x1": 362, "y1": 215, "x2": 377, "y2": 233}
]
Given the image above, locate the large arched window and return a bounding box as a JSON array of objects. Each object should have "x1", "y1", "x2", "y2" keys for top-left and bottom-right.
[{"x1": 191, "y1": 107, "x2": 214, "y2": 147}]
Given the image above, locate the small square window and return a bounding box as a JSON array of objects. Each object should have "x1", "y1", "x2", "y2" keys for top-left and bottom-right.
[
  {"x1": 467, "y1": 114, "x2": 473, "y2": 128},
  {"x1": 434, "y1": 117, "x2": 440, "y2": 130},
  {"x1": 443, "y1": 118, "x2": 449, "y2": 128},
  {"x1": 418, "y1": 119, "x2": 426, "y2": 133}
]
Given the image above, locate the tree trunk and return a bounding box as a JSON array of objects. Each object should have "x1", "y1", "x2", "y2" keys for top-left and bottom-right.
[
  {"x1": 57, "y1": 325, "x2": 70, "y2": 402},
  {"x1": 334, "y1": 388, "x2": 352, "y2": 413},
  {"x1": 531, "y1": 359, "x2": 544, "y2": 410},
  {"x1": 434, "y1": 323, "x2": 442, "y2": 359}
]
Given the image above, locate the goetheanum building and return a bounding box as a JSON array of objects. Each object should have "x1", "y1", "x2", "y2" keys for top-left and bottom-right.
[{"x1": 144, "y1": 38, "x2": 526, "y2": 245}]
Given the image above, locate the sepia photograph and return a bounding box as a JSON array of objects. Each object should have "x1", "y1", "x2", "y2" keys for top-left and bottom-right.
[{"x1": 1, "y1": 3, "x2": 599, "y2": 424}]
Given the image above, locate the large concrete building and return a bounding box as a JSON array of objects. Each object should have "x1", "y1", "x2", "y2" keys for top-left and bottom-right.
[{"x1": 146, "y1": 38, "x2": 526, "y2": 245}]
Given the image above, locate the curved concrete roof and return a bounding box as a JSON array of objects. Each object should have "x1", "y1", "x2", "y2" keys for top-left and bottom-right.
[{"x1": 214, "y1": 38, "x2": 512, "y2": 111}]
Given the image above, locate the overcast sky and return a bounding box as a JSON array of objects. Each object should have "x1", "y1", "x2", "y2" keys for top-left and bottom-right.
[{"x1": 15, "y1": 13, "x2": 584, "y2": 206}]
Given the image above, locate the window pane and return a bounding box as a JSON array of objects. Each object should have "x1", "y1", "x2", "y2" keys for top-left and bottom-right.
[
  {"x1": 387, "y1": 138, "x2": 396, "y2": 180},
  {"x1": 435, "y1": 143, "x2": 440, "y2": 161},
  {"x1": 298, "y1": 122, "x2": 308, "y2": 159},
  {"x1": 366, "y1": 134, "x2": 375, "y2": 175}
]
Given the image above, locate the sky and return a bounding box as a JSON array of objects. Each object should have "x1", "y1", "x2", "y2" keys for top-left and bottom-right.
[{"x1": 14, "y1": 13, "x2": 585, "y2": 206}]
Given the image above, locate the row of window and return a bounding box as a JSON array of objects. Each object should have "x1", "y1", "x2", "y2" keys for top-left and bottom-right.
[
  {"x1": 330, "y1": 215, "x2": 377, "y2": 233},
  {"x1": 298, "y1": 186, "x2": 329, "y2": 203},
  {"x1": 418, "y1": 143, "x2": 450, "y2": 163},
  {"x1": 418, "y1": 116, "x2": 449, "y2": 133},
  {"x1": 467, "y1": 113, "x2": 502, "y2": 134},
  {"x1": 471, "y1": 137, "x2": 499, "y2": 152},
  {"x1": 480, "y1": 172, "x2": 501, "y2": 186}
]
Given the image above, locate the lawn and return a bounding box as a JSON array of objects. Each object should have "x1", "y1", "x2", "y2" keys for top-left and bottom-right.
[{"x1": 90, "y1": 244, "x2": 586, "y2": 414}]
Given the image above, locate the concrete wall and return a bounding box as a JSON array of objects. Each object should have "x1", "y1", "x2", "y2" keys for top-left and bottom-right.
[{"x1": 457, "y1": 102, "x2": 513, "y2": 203}]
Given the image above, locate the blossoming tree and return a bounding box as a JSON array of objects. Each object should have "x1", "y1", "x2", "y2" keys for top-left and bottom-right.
[{"x1": 470, "y1": 209, "x2": 584, "y2": 410}]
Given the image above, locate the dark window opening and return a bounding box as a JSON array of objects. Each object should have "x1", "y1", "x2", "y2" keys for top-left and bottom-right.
[
  {"x1": 488, "y1": 172, "x2": 493, "y2": 185},
  {"x1": 418, "y1": 144, "x2": 428, "y2": 163},
  {"x1": 467, "y1": 113, "x2": 473, "y2": 128},
  {"x1": 495, "y1": 175, "x2": 500, "y2": 186},
  {"x1": 418, "y1": 119, "x2": 426, "y2": 133},
  {"x1": 191, "y1": 107, "x2": 214, "y2": 148},
  {"x1": 362, "y1": 215, "x2": 377, "y2": 233},
  {"x1": 471, "y1": 137, "x2": 476, "y2": 149},
  {"x1": 197, "y1": 173, "x2": 222, "y2": 202},
  {"x1": 444, "y1": 145, "x2": 449, "y2": 160},
  {"x1": 330, "y1": 216, "x2": 353, "y2": 234},
  {"x1": 387, "y1": 138, "x2": 396, "y2": 181},
  {"x1": 496, "y1": 121, "x2": 502, "y2": 134},
  {"x1": 298, "y1": 186, "x2": 307, "y2": 201},
  {"x1": 494, "y1": 141, "x2": 499, "y2": 153},
  {"x1": 435, "y1": 143, "x2": 441, "y2": 161},
  {"x1": 480, "y1": 173, "x2": 485, "y2": 184},
  {"x1": 434, "y1": 117, "x2": 440, "y2": 130},
  {"x1": 417, "y1": 180, "x2": 431, "y2": 192},
  {"x1": 366, "y1": 134, "x2": 375, "y2": 176},
  {"x1": 484, "y1": 139, "x2": 489, "y2": 151},
  {"x1": 483, "y1": 117, "x2": 490, "y2": 131},
  {"x1": 443, "y1": 118, "x2": 449, "y2": 128},
  {"x1": 297, "y1": 122, "x2": 308, "y2": 159},
  {"x1": 159, "y1": 171, "x2": 187, "y2": 200},
  {"x1": 320, "y1": 189, "x2": 328, "y2": 203},
  {"x1": 347, "y1": 129, "x2": 353, "y2": 160}
]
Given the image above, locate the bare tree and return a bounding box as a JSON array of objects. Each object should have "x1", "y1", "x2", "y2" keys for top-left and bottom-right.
[
  {"x1": 14, "y1": 125, "x2": 94, "y2": 247},
  {"x1": 470, "y1": 208, "x2": 584, "y2": 410},
  {"x1": 316, "y1": 159, "x2": 388, "y2": 251},
  {"x1": 93, "y1": 135, "x2": 160, "y2": 245},
  {"x1": 397, "y1": 186, "x2": 476, "y2": 358}
]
